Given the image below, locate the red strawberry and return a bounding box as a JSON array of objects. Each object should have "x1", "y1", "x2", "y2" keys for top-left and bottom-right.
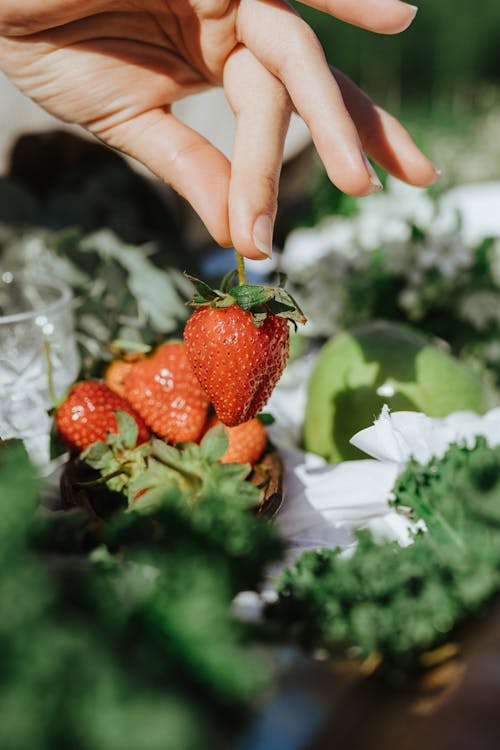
[
  {"x1": 56, "y1": 381, "x2": 150, "y2": 452},
  {"x1": 185, "y1": 304, "x2": 290, "y2": 426},
  {"x1": 203, "y1": 415, "x2": 267, "y2": 465},
  {"x1": 124, "y1": 341, "x2": 210, "y2": 442}
]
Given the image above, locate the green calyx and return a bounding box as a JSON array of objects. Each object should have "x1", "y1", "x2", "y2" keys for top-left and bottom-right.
[
  {"x1": 184, "y1": 271, "x2": 307, "y2": 327},
  {"x1": 81, "y1": 417, "x2": 262, "y2": 511}
]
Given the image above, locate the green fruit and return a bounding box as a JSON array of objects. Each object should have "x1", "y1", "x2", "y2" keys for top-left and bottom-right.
[{"x1": 304, "y1": 321, "x2": 494, "y2": 462}]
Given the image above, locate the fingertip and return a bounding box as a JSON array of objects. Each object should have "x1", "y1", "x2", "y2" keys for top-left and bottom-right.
[
  {"x1": 394, "y1": 150, "x2": 440, "y2": 188},
  {"x1": 324, "y1": 162, "x2": 382, "y2": 198},
  {"x1": 371, "y1": 2, "x2": 418, "y2": 34},
  {"x1": 230, "y1": 214, "x2": 275, "y2": 261}
]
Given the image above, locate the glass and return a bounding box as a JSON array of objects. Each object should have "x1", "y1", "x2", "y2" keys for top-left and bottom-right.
[{"x1": 0, "y1": 271, "x2": 79, "y2": 474}]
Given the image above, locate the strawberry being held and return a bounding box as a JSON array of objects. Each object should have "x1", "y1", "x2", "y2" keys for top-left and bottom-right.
[
  {"x1": 56, "y1": 380, "x2": 150, "y2": 452},
  {"x1": 124, "y1": 341, "x2": 210, "y2": 442},
  {"x1": 183, "y1": 273, "x2": 306, "y2": 426}
]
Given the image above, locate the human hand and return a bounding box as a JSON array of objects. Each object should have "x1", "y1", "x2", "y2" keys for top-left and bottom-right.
[{"x1": 0, "y1": 1, "x2": 437, "y2": 259}]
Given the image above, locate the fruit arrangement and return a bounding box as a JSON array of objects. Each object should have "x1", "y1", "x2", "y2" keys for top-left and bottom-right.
[{"x1": 54, "y1": 263, "x2": 306, "y2": 518}]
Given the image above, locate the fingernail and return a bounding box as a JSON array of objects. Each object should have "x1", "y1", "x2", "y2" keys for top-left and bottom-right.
[
  {"x1": 362, "y1": 154, "x2": 383, "y2": 192},
  {"x1": 253, "y1": 214, "x2": 273, "y2": 258},
  {"x1": 402, "y1": 5, "x2": 418, "y2": 30}
]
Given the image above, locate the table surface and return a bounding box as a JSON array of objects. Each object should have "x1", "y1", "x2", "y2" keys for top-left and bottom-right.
[{"x1": 238, "y1": 599, "x2": 500, "y2": 750}]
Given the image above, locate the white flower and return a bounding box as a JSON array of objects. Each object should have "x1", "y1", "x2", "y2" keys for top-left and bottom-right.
[
  {"x1": 271, "y1": 405, "x2": 500, "y2": 565},
  {"x1": 280, "y1": 217, "x2": 354, "y2": 274},
  {"x1": 459, "y1": 290, "x2": 500, "y2": 331},
  {"x1": 351, "y1": 404, "x2": 500, "y2": 463}
]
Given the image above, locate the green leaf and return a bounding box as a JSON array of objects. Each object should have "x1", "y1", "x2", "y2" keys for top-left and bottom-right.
[
  {"x1": 82, "y1": 440, "x2": 110, "y2": 467},
  {"x1": 115, "y1": 410, "x2": 139, "y2": 449},
  {"x1": 0, "y1": 440, "x2": 40, "y2": 546},
  {"x1": 230, "y1": 285, "x2": 275, "y2": 310},
  {"x1": 220, "y1": 269, "x2": 239, "y2": 293},
  {"x1": 151, "y1": 439, "x2": 183, "y2": 468},
  {"x1": 257, "y1": 413, "x2": 275, "y2": 425},
  {"x1": 183, "y1": 273, "x2": 219, "y2": 301},
  {"x1": 267, "y1": 288, "x2": 307, "y2": 325},
  {"x1": 199, "y1": 425, "x2": 229, "y2": 463}
]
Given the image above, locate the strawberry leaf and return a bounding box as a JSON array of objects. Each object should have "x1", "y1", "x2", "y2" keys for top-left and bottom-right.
[
  {"x1": 130, "y1": 485, "x2": 177, "y2": 513},
  {"x1": 230, "y1": 285, "x2": 275, "y2": 310},
  {"x1": 200, "y1": 425, "x2": 229, "y2": 463},
  {"x1": 82, "y1": 440, "x2": 109, "y2": 466},
  {"x1": 151, "y1": 439, "x2": 184, "y2": 467},
  {"x1": 115, "y1": 410, "x2": 139, "y2": 449},
  {"x1": 183, "y1": 273, "x2": 219, "y2": 301},
  {"x1": 220, "y1": 269, "x2": 239, "y2": 293}
]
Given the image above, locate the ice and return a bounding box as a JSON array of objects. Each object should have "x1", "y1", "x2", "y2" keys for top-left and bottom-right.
[{"x1": 0, "y1": 287, "x2": 79, "y2": 474}]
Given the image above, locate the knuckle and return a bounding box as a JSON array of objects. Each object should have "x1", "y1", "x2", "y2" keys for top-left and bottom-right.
[
  {"x1": 168, "y1": 140, "x2": 208, "y2": 172},
  {"x1": 0, "y1": 7, "x2": 36, "y2": 35}
]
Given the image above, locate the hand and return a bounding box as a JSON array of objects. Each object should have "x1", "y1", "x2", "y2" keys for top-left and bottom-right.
[{"x1": 0, "y1": 1, "x2": 437, "y2": 259}]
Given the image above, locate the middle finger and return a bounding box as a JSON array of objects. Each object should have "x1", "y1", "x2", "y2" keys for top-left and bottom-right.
[{"x1": 237, "y1": 0, "x2": 382, "y2": 197}]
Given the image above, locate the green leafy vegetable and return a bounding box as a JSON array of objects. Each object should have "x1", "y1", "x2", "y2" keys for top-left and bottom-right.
[
  {"x1": 0, "y1": 438, "x2": 283, "y2": 750},
  {"x1": 268, "y1": 439, "x2": 500, "y2": 670}
]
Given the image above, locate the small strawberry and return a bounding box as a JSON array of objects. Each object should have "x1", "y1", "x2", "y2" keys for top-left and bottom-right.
[
  {"x1": 56, "y1": 381, "x2": 150, "y2": 452},
  {"x1": 104, "y1": 359, "x2": 135, "y2": 399},
  {"x1": 124, "y1": 341, "x2": 210, "y2": 442},
  {"x1": 203, "y1": 415, "x2": 267, "y2": 465},
  {"x1": 105, "y1": 341, "x2": 151, "y2": 398},
  {"x1": 183, "y1": 273, "x2": 306, "y2": 426}
]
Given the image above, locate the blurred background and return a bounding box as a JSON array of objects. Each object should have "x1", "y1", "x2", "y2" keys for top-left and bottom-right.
[{"x1": 293, "y1": 0, "x2": 500, "y2": 222}]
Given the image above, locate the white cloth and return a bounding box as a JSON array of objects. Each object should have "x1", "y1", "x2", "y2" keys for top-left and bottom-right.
[{"x1": 271, "y1": 405, "x2": 500, "y2": 564}]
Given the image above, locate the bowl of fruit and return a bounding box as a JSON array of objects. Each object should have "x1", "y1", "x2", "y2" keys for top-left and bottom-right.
[{"x1": 57, "y1": 268, "x2": 306, "y2": 524}]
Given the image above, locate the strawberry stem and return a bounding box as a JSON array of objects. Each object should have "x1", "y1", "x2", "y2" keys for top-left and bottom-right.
[
  {"x1": 235, "y1": 251, "x2": 247, "y2": 286},
  {"x1": 75, "y1": 465, "x2": 131, "y2": 487},
  {"x1": 44, "y1": 340, "x2": 57, "y2": 408}
]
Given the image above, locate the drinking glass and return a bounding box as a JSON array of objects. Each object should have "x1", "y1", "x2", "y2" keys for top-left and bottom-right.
[{"x1": 0, "y1": 271, "x2": 79, "y2": 474}]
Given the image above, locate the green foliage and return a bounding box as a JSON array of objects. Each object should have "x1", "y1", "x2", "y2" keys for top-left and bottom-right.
[
  {"x1": 293, "y1": 1, "x2": 500, "y2": 108},
  {"x1": 269, "y1": 439, "x2": 500, "y2": 668},
  {"x1": 0, "y1": 440, "x2": 283, "y2": 750},
  {"x1": 81, "y1": 422, "x2": 264, "y2": 515},
  {"x1": 0, "y1": 225, "x2": 191, "y2": 374}
]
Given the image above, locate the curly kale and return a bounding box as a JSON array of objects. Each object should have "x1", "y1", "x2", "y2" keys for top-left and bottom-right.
[
  {"x1": 268, "y1": 439, "x2": 500, "y2": 666},
  {"x1": 0, "y1": 440, "x2": 282, "y2": 750}
]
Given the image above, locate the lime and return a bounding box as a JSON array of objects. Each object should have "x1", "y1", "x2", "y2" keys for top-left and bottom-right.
[{"x1": 304, "y1": 321, "x2": 494, "y2": 462}]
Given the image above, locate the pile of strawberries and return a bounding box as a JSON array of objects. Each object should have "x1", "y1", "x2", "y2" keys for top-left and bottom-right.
[
  {"x1": 56, "y1": 341, "x2": 266, "y2": 466},
  {"x1": 55, "y1": 273, "x2": 305, "y2": 468}
]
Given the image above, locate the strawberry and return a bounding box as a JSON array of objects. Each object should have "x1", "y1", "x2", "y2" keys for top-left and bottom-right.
[
  {"x1": 104, "y1": 341, "x2": 151, "y2": 398},
  {"x1": 183, "y1": 273, "x2": 306, "y2": 426},
  {"x1": 104, "y1": 359, "x2": 134, "y2": 399},
  {"x1": 56, "y1": 381, "x2": 150, "y2": 452},
  {"x1": 124, "y1": 341, "x2": 210, "y2": 442},
  {"x1": 203, "y1": 415, "x2": 267, "y2": 465}
]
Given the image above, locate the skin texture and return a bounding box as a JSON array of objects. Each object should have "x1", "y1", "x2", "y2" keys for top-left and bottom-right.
[{"x1": 0, "y1": 0, "x2": 438, "y2": 258}]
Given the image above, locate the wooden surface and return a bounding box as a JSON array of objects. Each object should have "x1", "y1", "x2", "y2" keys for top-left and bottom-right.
[{"x1": 244, "y1": 599, "x2": 500, "y2": 750}]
